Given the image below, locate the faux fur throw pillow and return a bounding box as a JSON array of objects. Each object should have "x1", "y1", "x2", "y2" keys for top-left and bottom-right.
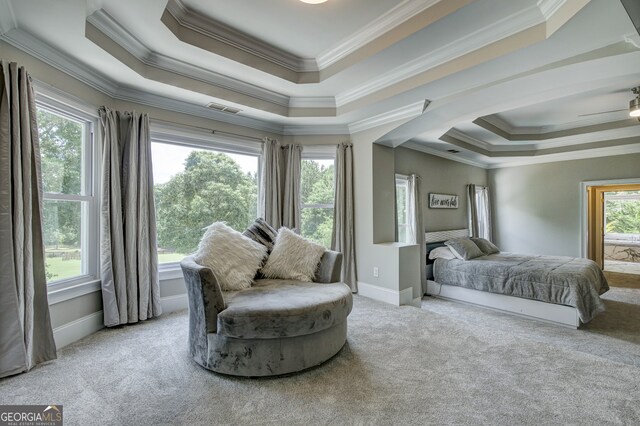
[
  {"x1": 194, "y1": 222, "x2": 267, "y2": 291},
  {"x1": 260, "y1": 227, "x2": 326, "y2": 282}
]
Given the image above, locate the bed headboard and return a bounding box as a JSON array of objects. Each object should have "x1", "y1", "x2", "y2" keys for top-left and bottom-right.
[
  {"x1": 425, "y1": 229, "x2": 469, "y2": 243},
  {"x1": 424, "y1": 229, "x2": 469, "y2": 280}
]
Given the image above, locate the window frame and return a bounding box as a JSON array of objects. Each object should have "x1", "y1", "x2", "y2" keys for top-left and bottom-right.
[
  {"x1": 149, "y1": 119, "x2": 263, "y2": 277},
  {"x1": 35, "y1": 85, "x2": 101, "y2": 303},
  {"x1": 300, "y1": 146, "x2": 337, "y2": 248},
  {"x1": 395, "y1": 174, "x2": 410, "y2": 243}
]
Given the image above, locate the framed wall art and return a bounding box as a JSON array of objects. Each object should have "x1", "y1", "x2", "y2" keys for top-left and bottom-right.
[{"x1": 429, "y1": 193, "x2": 458, "y2": 209}]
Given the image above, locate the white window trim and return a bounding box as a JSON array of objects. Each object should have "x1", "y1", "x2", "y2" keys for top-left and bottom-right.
[
  {"x1": 151, "y1": 120, "x2": 263, "y2": 278},
  {"x1": 301, "y1": 144, "x2": 337, "y2": 160},
  {"x1": 395, "y1": 175, "x2": 410, "y2": 243},
  {"x1": 35, "y1": 85, "x2": 101, "y2": 304}
]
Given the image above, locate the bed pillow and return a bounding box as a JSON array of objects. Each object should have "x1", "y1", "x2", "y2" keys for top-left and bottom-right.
[
  {"x1": 471, "y1": 237, "x2": 500, "y2": 255},
  {"x1": 428, "y1": 246, "x2": 457, "y2": 260},
  {"x1": 194, "y1": 222, "x2": 268, "y2": 291},
  {"x1": 243, "y1": 218, "x2": 278, "y2": 253},
  {"x1": 445, "y1": 237, "x2": 485, "y2": 260},
  {"x1": 260, "y1": 227, "x2": 326, "y2": 282}
]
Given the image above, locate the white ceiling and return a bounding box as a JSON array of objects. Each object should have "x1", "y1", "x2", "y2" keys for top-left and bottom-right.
[
  {"x1": 180, "y1": 0, "x2": 402, "y2": 58},
  {"x1": 1, "y1": 0, "x2": 639, "y2": 166}
]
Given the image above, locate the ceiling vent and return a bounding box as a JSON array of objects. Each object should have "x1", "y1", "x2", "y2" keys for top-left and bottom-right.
[
  {"x1": 447, "y1": 149, "x2": 460, "y2": 154},
  {"x1": 206, "y1": 102, "x2": 241, "y2": 114}
]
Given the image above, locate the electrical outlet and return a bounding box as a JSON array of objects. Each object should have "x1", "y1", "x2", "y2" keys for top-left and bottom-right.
[{"x1": 373, "y1": 267, "x2": 379, "y2": 277}]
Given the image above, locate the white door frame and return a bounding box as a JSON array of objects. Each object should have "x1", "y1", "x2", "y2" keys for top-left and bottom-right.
[{"x1": 579, "y1": 178, "x2": 640, "y2": 258}]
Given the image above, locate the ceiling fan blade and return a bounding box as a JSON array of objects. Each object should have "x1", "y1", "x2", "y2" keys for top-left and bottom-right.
[{"x1": 578, "y1": 109, "x2": 628, "y2": 117}]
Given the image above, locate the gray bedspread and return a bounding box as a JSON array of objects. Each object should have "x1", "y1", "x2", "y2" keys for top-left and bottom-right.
[{"x1": 433, "y1": 253, "x2": 609, "y2": 323}]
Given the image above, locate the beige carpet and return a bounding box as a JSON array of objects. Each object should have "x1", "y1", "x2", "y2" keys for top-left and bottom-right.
[{"x1": 1, "y1": 291, "x2": 639, "y2": 425}]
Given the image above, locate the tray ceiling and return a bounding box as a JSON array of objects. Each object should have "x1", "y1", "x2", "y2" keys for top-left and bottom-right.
[{"x1": 1, "y1": 0, "x2": 639, "y2": 166}]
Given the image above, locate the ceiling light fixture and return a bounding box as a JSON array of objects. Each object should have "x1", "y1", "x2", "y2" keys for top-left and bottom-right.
[
  {"x1": 630, "y1": 87, "x2": 640, "y2": 117},
  {"x1": 299, "y1": 0, "x2": 327, "y2": 4}
]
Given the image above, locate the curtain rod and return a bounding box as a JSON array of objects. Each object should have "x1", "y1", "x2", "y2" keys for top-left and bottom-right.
[{"x1": 150, "y1": 118, "x2": 264, "y2": 142}]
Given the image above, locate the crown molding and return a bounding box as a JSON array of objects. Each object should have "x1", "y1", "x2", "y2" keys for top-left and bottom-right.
[
  {"x1": 0, "y1": 27, "x2": 371, "y2": 137},
  {"x1": 405, "y1": 138, "x2": 640, "y2": 170},
  {"x1": 315, "y1": 0, "x2": 442, "y2": 69},
  {"x1": 335, "y1": 0, "x2": 594, "y2": 109},
  {"x1": 0, "y1": 28, "x2": 284, "y2": 134},
  {"x1": 537, "y1": 0, "x2": 566, "y2": 20},
  {"x1": 165, "y1": 0, "x2": 317, "y2": 73},
  {"x1": 87, "y1": 10, "x2": 290, "y2": 109},
  {"x1": 446, "y1": 122, "x2": 640, "y2": 155},
  {"x1": 283, "y1": 124, "x2": 349, "y2": 136},
  {"x1": 288, "y1": 97, "x2": 336, "y2": 109},
  {"x1": 0, "y1": 0, "x2": 16, "y2": 35},
  {"x1": 87, "y1": 9, "x2": 349, "y2": 116},
  {"x1": 335, "y1": 3, "x2": 547, "y2": 107},
  {"x1": 1, "y1": 28, "x2": 120, "y2": 94},
  {"x1": 625, "y1": 33, "x2": 640, "y2": 48},
  {"x1": 348, "y1": 101, "x2": 424, "y2": 134},
  {"x1": 476, "y1": 115, "x2": 639, "y2": 141},
  {"x1": 403, "y1": 141, "x2": 489, "y2": 169},
  {"x1": 445, "y1": 128, "x2": 496, "y2": 151},
  {"x1": 161, "y1": 0, "x2": 471, "y2": 83},
  {"x1": 444, "y1": 124, "x2": 640, "y2": 156},
  {"x1": 114, "y1": 85, "x2": 284, "y2": 134},
  {"x1": 486, "y1": 142, "x2": 640, "y2": 168}
]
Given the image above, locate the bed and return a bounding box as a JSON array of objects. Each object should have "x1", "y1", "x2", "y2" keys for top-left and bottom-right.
[{"x1": 424, "y1": 229, "x2": 609, "y2": 328}]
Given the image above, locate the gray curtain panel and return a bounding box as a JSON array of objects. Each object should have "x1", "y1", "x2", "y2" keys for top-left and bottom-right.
[
  {"x1": 467, "y1": 184, "x2": 479, "y2": 237},
  {"x1": 408, "y1": 174, "x2": 426, "y2": 288},
  {"x1": 260, "y1": 137, "x2": 283, "y2": 229},
  {"x1": 99, "y1": 107, "x2": 161, "y2": 327},
  {"x1": 260, "y1": 138, "x2": 301, "y2": 231},
  {"x1": 332, "y1": 142, "x2": 357, "y2": 292},
  {"x1": 0, "y1": 61, "x2": 57, "y2": 378},
  {"x1": 282, "y1": 144, "x2": 301, "y2": 230}
]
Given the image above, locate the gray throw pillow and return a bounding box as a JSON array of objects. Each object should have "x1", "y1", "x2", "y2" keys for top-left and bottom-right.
[
  {"x1": 471, "y1": 237, "x2": 500, "y2": 255},
  {"x1": 445, "y1": 238, "x2": 484, "y2": 260},
  {"x1": 243, "y1": 218, "x2": 277, "y2": 253}
]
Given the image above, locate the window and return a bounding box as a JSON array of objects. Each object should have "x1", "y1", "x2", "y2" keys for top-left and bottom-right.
[
  {"x1": 473, "y1": 186, "x2": 491, "y2": 241},
  {"x1": 151, "y1": 141, "x2": 260, "y2": 264},
  {"x1": 38, "y1": 104, "x2": 96, "y2": 284},
  {"x1": 396, "y1": 176, "x2": 410, "y2": 243},
  {"x1": 300, "y1": 155, "x2": 335, "y2": 248}
]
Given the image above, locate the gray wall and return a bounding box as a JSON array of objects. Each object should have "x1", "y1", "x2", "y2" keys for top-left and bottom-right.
[
  {"x1": 488, "y1": 153, "x2": 640, "y2": 257},
  {"x1": 394, "y1": 147, "x2": 488, "y2": 233},
  {"x1": 373, "y1": 144, "x2": 397, "y2": 243}
]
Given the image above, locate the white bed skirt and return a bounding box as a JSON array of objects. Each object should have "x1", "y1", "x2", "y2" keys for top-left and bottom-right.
[{"x1": 425, "y1": 280, "x2": 580, "y2": 328}]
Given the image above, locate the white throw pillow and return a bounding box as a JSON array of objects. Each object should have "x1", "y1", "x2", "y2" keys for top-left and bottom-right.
[
  {"x1": 194, "y1": 222, "x2": 268, "y2": 291},
  {"x1": 428, "y1": 246, "x2": 456, "y2": 260},
  {"x1": 260, "y1": 227, "x2": 326, "y2": 282}
]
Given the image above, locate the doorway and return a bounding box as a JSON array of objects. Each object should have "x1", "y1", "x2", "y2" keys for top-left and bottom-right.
[{"x1": 585, "y1": 182, "x2": 640, "y2": 285}]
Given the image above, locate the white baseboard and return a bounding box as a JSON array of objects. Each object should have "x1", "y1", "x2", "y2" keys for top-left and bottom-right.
[
  {"x1": 52, "y1": 293, "x2": 188, "y2": 350},
  {"x1": 399, "y1": 287, "x2": 414, "y2": 306},
  {"x1": 357, "y1": 282, "x2": 416, "y2": 306},
  {"x1": 53, "y1": 310, "x2": 104, "y2": 349},
  {"x1": 161, "y1": 293, "x2": 188, "y2": 313}
]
